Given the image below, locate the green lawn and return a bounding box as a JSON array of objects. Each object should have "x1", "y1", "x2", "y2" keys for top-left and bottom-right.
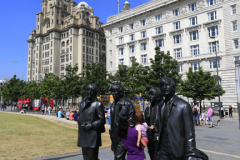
[{"x1": 0, "y1": 112, "x2": 111, "y2": 160}]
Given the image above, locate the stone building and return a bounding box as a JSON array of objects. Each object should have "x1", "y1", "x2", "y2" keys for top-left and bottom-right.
[
  {"x1": 27, "y1": 0, "x2": 106, "y2": 81},
  {"x1": 103, "y1": 0, "x2": 240, "y2": 109}
]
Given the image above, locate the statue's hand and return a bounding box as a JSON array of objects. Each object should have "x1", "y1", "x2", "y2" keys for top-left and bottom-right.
[{"x1": 83, "y1": 122, "x2": 92, "y2": 131}]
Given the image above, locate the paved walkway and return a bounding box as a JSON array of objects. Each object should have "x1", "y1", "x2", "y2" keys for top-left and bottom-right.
[{"x1": 1, "y1": 108, "x2": 240, "y2": 160}]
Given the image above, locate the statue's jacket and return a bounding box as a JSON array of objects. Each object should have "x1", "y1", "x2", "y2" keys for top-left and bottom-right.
[
  {"x1": 109, "y1": 96, "x2": 136, "y2": 144},
  {"x1": 77, "y1": 97, "x2": 105, "y2": 148}
]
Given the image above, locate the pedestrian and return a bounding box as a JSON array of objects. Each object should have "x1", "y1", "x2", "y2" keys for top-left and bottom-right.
[
  {"x1": 72, "y1": 111, "x2": 78, "y2": 121},
  {"x1": 66, "y1": 109, "x2": 70, "y2": 120},
  {"x1": 58, "y1": 108, "x2": 64, "y2": 118},
  {"x1": 207, "y1": 105, "x2": 214, "y2": 128},
  {"x1": 44, "y1": 104, "x2": 47, "y2": 115},
  {"x1": 107, "y1": 108, "x2": 111, "y2": 125},
  {"x1": 193, "y1": 104, "x2": 200, "y2": 126},
  {"x1": 221, "y1": 105, "x2": 225, "y2": 119},
  {"x1": 229, "y1": 105, "x2": 233, "y2": 118},
  {"x1": 200, "y1": 110, "x2": 208, "y2": 125},
  {"x1": 118, "y1": 114, "x2": 147, "y2": 160},
  {"x1": 41, "y1": 104, "x2": 45, "y2": 115},
  {"x1": 135, "y1": 112, "x2": 154, "y2": 148},
  {"x1": 69, "y1": 111, "x2": 74, "y2": 120},
  {"x1": 57, "y1": 104, "x2": 62, "y2": 112},
  {"x1": 47, "y1": 105, "x2": 51, "y2": 115}
]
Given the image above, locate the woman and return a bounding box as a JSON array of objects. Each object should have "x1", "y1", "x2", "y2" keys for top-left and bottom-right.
[
  {"x1": 118, "y1": 114, "x2": 146, "y2": 160},
  {"x1": 47, "y1": 105, "x2": 51, "y2": 115},
  {"x1": 41, "y1": 104, "x2": 45, "y2": 115},
  {"x1": 229, "y1": 105, "x2": 233, "y2": 118},
  {"x1": 221, "y1": 105, "x2": 225, "y2": 119},
  {"x1": 66, "y1": 109, "x2": 70, "y2": 120}
]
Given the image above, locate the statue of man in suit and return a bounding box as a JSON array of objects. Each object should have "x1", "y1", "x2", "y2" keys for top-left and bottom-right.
[
  {"x1": 77, "y1": 83, "x2": 105, "y2": 160},
  {"x1": 158, "y1": 77, "x2": 208, "y2": 160},
  {"x1": 144, "y1": 87, "x2": 163, "y2": 160},
  {"x1": 109, "y1": 83, "x2": 136, "y2": 160}
]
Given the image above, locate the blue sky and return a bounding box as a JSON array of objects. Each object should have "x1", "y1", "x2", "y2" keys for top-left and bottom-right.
[{"x1": 0, "y1": 0, "x2": 150, "y2": 81}]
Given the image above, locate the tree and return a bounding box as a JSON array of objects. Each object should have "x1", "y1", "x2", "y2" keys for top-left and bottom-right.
[
  {"x1": 81, "y1": 62, "x2": 110, "y2": 96},
  {"x1": 122, "y1": 58, "x2": 149, "y2": 99},
  {"x1": 179, "y1": 67, "x2": 225, "y2": 112},
  {"x1": 64, "y1": 63, "x2": 82, "y2": 108},
  {"x1": 145, "y1": 46, "x2": 182, "y2": 99},
  {"x1": 27, "y1": 80, "x2": 41, "y2": 112},
  {"x1": 1, "y1": 75, "x2": 22, "y2": 111},
  {"x1": 108, "y1": 64, "x2": 128, "y2": 84}
]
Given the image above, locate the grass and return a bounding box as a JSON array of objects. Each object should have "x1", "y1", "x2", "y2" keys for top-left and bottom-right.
[{"x1": 0, "y1": 112, "x2": 111, "y2": 160}]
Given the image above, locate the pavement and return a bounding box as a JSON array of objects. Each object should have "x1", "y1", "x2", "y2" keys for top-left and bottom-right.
[{"x1": 1, "y1": 107, "x2": 240, "y2": 160}]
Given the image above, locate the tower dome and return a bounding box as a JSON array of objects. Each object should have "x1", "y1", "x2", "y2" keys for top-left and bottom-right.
[
  {"x1": 124, "y1": 1, "x2": 130, "y2": 4},
  {"x1": 77, "y1": 1, "x2": 90, "y2": 9}
]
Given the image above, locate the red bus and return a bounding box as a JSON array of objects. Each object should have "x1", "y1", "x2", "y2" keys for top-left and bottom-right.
[{"x1": 18, "y1": 98, "x2": 54, "y2": 110}]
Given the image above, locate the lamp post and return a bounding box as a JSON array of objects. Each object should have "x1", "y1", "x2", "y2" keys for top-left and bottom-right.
[
  {"x1": 235, "y1": 60, "x2": 240, "y2": 129},
  {"x1": 210, "y1": 36, "x2": 222, "y2": 119}
]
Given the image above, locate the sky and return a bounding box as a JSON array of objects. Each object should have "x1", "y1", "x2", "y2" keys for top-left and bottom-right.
[{"x1": 0, "y1": 0, "x2": 151, "y2": 81}]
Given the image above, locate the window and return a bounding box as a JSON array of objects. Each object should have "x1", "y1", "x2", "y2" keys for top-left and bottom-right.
[
  {"x1": 191, "y1": 45, "x2": 200, "y2": 55},
  {"x1": 109, "y1": 30, "x2": 112, "y2": 35},
  {"x1": 177, "y1": 64, "x2": 182, "y2": 72},
  {"x1": 130, "y1": 34, "x2": 134, "y2": 41},
  {"x1": 174, "y1": 35, "x2": 181, "y2": 44},
  {"x1": 142, "y1": 55, "x2": 147, "y2": 64},
  {"x1": 119, "y1": 37, "x2": 124, "y2": 44},
  {"x1": 83, "y1": 30, "x2": 85, "y2": 35},
  {"x1": 70, "y1": 29, "x2": 72, "y2": 35},
  {"x1": 190, "y1": 17, "x2": 198, "y2": 26},
  {"x1": 173, "y1": 9, "x2": 180, "y2": 16},
  {"x1": 50, "y1": 65, "x2": 52, "y2": 71},
  {"x1": 141, "y1": 31, "x2": 146, "y2": 38},
  {"x1": 110, "y1": 61, "x2": 112, "y2": 68},
  {"x1": 156, "y1": 26, "x2": 163, "y2": 34},
  {"x1": 207, "y1": 0, "x2": 216, "y2": 6},
  {"x1": 156, "y1": 39, "x2": 164, "y2": 47},
  {"x1": 141, "y1": 43, "x2": 147, "y2": 51},
  {"x1": 208, "y1": 11, "x2": 217, "y2": 21},
  {"x1": 191, "y1": 62, "x2": 200, "y2": 71},
  {"x1": 119, "y1": 59, "x2": 124, "y2": 65},
  {"x1": 234, "y1": 39, "x2": 239, "y2": 49},
  {"x1": 130, "y1": 46, "x2": 135, "y2": 53},
  {"x1": 190, "y1": 31, "x2": 199, "y2": 41},
  {"x1": 232, "y1": 5, "x2": 236, "y2": 14},
  {"x1": 156, "y1": 15, "x2": 162, "y2": 22},
  {"x1": 233, "y1": 21, "x2": 238, "y2": 31},
  {"x1": 70, "y1": 37, "x2": 72, "y2": 43},
  {"x1": 70, "y1": 46, "x2": 72, "y2": 52},
  {"x1": 189, "y1": 3, "x2": 196, "y2": 11},
  {"x1": 83, "y1": 46, "x2": 85, "y2": 52},
  {"x1": 61, "y1": 56, "x2": 65, "y2": 63},
  {"x1": 173, "y1": 21, "x2": 180, "y2": 30},
  {"x1": 208, "y1": 26, "x2": 218, "y2": 37},
  {"x1": 130, "y1": 23, "x2": 134, "y2": 29},
  {"x1": 83, "y1": 54, "x2": 85, "y2": 61},
  {"x1": 119, "y1": 27, "x2": 123, "y2": 33},
  {"x1": 70, "y1": 54, "x2": 72, "y2": 60},
  {"x1": 209, "y1": 41, "x2": 219, "y2": 53},
  {"x1": 61, "y1": 65, "x2": 65, "y2": 71},
  {"x1": 66, "y1": 55, "x2": 69, "y2": 62},
  {"x1": 110, "y1": 50, "x2": 112, "y2": 56},
  {"x1": 141, "y1": 20, "x2": 146, "y2": 26},
  {"x1": 210, "y1": 59, "x2": 220, "y2": 69},
  {"x1": 174, "y1": 48, "x2": 182, "y2": 58},
  {"x1": 110, "y1": 40, "x2": 112, "y2": 45},
  {"x1": 119, "y1": 48, "x2": 124, "y2": 55},
  {"x1": 235, "y1": 57, "x2": 239, "y2": 61}
]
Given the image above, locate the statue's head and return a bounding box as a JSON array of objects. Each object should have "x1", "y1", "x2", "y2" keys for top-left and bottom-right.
[
  {"x1": 159, "y1": 77, "x2": 176, "y2": 98},
  {"x1": 148, "y1": 87, "x2": 162, "y2": 104},
  {"x1": 86, "y1": 83, "x2": 98, "y2": 100},
  {"x1": 110, "y1": 83, "x2": 124, "y2": 101}
]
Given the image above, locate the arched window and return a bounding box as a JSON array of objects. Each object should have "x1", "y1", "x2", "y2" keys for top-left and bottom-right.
[{"x1": 66, "y1": 40, "x2": 69, "y2": 46}]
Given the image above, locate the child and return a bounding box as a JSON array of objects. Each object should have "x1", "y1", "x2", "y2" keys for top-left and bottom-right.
[
  {"x1": 135, "y1": 112, "x2": 154, "y2": 147},
  {"x1": 200, "y1": 110, "x2": 208, "y2": 125}
]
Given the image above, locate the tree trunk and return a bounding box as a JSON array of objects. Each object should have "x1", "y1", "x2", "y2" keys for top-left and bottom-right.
[{"x1": 72, "y1": 96, "x2": 73, "y2": 109}]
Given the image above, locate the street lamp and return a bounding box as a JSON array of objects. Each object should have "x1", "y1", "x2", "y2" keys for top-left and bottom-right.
[
  {"x1": 210, "y1": 36, "x2": 222, "y2": 119},
  {"x1": 234, "y1": 60, "x2": 240, "y2": 129}
]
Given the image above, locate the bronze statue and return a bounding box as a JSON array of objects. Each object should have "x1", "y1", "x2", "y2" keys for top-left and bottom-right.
[
  {"x1": 77, "y1": 83, "x2": 105, "y2": 160},
  {"x1": 158, "y1": 77, "x2": 208, "y2": 160},
  {"x1": 144, "y1": 87, "x2": 163, "y2": 160},
  {"x1": 109, "y1": 83, "x2": 136, "y2": 160}
]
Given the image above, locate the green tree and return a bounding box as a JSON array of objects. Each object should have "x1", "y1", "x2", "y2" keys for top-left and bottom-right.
[
  {"x1": 108, "y1": 64, "x2": 128, "y2": 84},
  {"x1": 64, "y1": 63, "x2": 82, "y2": 108},
  {"x1": 123, "y1": 58, "x2": 149, "y2": 99},
  {"x1": 81, "y1": 62, "x2": 109, "y2": 96},
  {"x1": 27, "y1": 80, "x2": 41, "y2": 113},
  {"x1": 179, "y1": 67, "x2": 225, "y2": 112},
  {"x1": 1, "y1": 75, "x2": 23, "y2": 111},
  {"x1": 145, "y1": 46, "x2": 182, "y2": 99}
]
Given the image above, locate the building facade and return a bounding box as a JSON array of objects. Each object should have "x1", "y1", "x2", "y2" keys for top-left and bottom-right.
[
  {"x1": 27, "y1": 0, "x2": 106, "y2": 81},
  {"x1": 103, "y1": 0, "x2": 240, "y2": 108}
]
